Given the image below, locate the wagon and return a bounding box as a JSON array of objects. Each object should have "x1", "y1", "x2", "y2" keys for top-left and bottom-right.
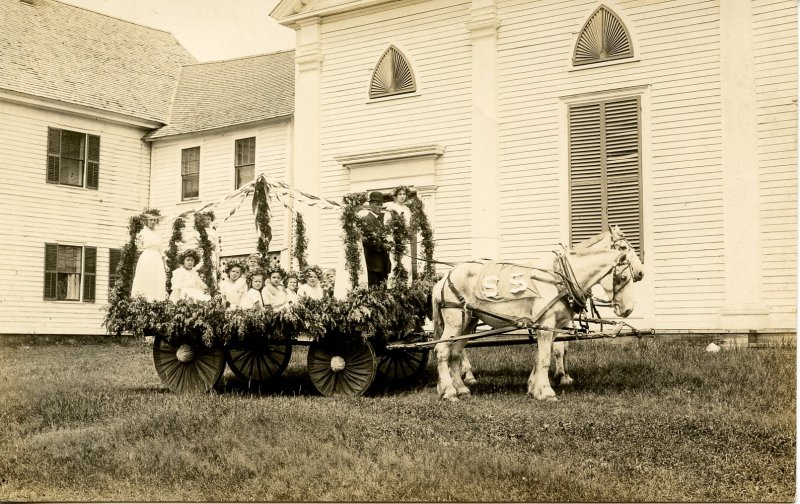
[{"x1": 124, "y1": 179, "x2": 439, "y2": 397}]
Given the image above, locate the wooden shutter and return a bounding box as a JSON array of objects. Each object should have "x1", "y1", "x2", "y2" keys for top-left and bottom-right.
[
  {"x1": 108, "y1": 248, "x2": 121, "y2": 296},
  {"x1": 83, "y1": 246, "x2": 97, "y2": 302},
  {"x1": 44, "y1": 243, "x2": 58, "y2": 299},
  {"x1": 86, "y1": 135, "x2": 100, "y2": 190},
  {"x1": 370, "y1": 46, "x2": 416, "y2": 99},
  {"x1": 569, "y1": 103, "x2": 604, "y2": 245},
  {"x1": 573, "y1": 6, "x2": 634, "y2": 66},
  {"x1": 569, "y1": 97, "x2": 642, "y2": 255},
  {"x1": 604, "y1": 98, "x2": 642, "y2": 254},
  {"x1": 47, "y1": 128, "x2": 61, "y2": 183}
]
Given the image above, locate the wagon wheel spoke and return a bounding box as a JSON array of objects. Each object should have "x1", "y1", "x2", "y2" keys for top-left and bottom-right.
[
  {"x1": 225, "y1": 339, "x2": 292, "y2": 385},
  {"x1": 307, "y1": 338, "x2": 376, "y2": 397},
  {"x1": 376, "y1": 348, "x2": 429, "y2": 383},
  {"x1": 153, "y1": 336, "x2": 225, "y2": 393}
]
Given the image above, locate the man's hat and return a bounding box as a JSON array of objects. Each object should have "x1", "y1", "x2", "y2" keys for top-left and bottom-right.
[{"x1": 369, "y1": 191, "x2": 384, "y2": 203}]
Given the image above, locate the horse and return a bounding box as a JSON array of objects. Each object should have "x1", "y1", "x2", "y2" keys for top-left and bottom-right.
[{"x1": 431, "y1": 226, "x2": 643, "y2": 401}]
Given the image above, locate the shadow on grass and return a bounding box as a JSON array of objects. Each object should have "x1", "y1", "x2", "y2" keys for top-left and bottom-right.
[
  {"x1": 216, "y1": 369, "x2": 320, "y2": 397},
  {"x1": 128, "y1": 386, "x2": 172, "y2": 395}
]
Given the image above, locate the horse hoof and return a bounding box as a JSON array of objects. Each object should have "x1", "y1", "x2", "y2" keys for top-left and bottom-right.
[
  {"x1": 442, "y1": 387, "x2": 459, "y2": 401},
  {"x1": 464, "y1": 377, "x2": 477, "y2": 386},
  {"x1": 559, "y1": 375, "x2": 574, "y2": 386},
  {"x1": 530, "y1": 386, "x2": 557, "y2": 401},
  {"x1": 457, "y1": 386, "x2": 471, "y2": 398}
]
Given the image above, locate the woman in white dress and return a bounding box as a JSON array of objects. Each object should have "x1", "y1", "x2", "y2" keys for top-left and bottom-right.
[
  {"x1": 169, "y1": 249, "x2": 211, "y2": 303},
  {"x1": 383, "y1": 185, "x2": 414, "y2": 287},
  {"x1": 262, "y1": 268, "x2": 289, "y2": 311},
  {"x1": 130, "y1": 210, "x2": 167, "y2": 301},
  {"x1": 240, "y1": 271, "x2": 265, "y2": 309},
  {"x1": 298, "y1": 266, "x2": 325, "y2": 300}
]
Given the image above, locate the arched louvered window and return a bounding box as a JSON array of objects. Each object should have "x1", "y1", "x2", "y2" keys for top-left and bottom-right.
[
  {"x1": 573, "y1": 6, "x2": 633, "y2": 66},
  {"x1": 369, "y1": 46, "x2": 416, "y2": 99}
]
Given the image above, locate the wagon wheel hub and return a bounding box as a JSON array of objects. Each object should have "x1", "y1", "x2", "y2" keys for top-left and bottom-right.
[
  {"x1": 330, "y1": 356, "x2": 346, "y2": 372},
  {"x1": 176, "y1": 344, "x2": 195, "y2": 363}
]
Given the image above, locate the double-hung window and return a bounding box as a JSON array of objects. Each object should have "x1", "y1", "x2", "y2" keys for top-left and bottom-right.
[
  {"x1": 568, "y1": 97, "x2": 643, "y2": 256},
  {"x1": 181, "y1": 147, "x2": 200, "y2": 200},
  {"x1": 47, "y1": 127, "x2": 100, "y2": 189},
  {"x1": 235, "y1": 137, "x2": 255, "y2": 189},
  {"x1": 43, "y1": 244, "x2": 97, "y2": 302}
]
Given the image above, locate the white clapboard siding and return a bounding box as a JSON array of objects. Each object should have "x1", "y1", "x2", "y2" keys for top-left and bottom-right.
[
  {"x1": 0, "y1": 100, "x2": 151, "y2": 334},
  {"x1": 315, "y1": 0, "x2": 472, "y2": 268},
  {"x1": 496, "y1": 0, "x2": 728, "y2": 325},
  {"x1": 149, "y1": 120, "x2": 292, "y2": 261},
  {"x1": 753, "y1": 0, "x2": 797, "y2": 315}
]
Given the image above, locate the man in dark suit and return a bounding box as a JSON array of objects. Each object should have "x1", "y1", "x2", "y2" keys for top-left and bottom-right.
[{"x1": 360, "y1": 191, "x2": 392, "y2": 287}]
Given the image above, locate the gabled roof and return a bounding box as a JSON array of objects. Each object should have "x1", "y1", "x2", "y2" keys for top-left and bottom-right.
[
  {"x1": 0, "y1": 0, "x2": 196, "y2": 123},
  {"x1": 270, "y1": 0, "x2": 394, "y2": 27},
  {"x1": 145, "y1": 50, "x2": 295, "y2": 140}
]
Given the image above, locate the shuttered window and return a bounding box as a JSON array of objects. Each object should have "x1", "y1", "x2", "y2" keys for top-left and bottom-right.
[
  {"x1": 573, "y1": 6, "x2": 633, "y2": 66},
  {"x1": 369, "y1": 46, "x2": 416, "y2": 99},
  {"x1": 43, "y1": 243, "x2": 96, "y2": 301},
  {"x1": 569, "y1": 97, "x2": 642, "y2": 256},
  {"x1": 46, "y1": 128, "x2": 100, "y2": 189},
  {"x1": 108, "y1": 248, "x2": 122, "y2": 296},
  {"x1": 235, "y1": 137, "x2": 256, "y2": 189},
  {"x1": 181, "y1": 147, "x2": 200, "y2": 200}
]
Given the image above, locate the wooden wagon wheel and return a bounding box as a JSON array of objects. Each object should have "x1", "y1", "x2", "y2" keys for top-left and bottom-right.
[
  {"x1": 307, "y1": 336, "x2": 376, "y2": 397},
  {"x1": 376, "y1": 347, "x2": 429, "y2": 383},
  {"x1": 152, "y1": 335, "x2": 225, "y2": 393},
  {"x1": 224, "y1": 337, "x2": 292, "y2": 385}
]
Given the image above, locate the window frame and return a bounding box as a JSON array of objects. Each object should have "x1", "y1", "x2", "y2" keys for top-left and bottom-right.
[
  {"x1": 181, "y1": 146, "x2": 201, "y2": 201},
  {"x1": 108, "y1": 248, "x2": 122, "y2": 298},
  {"x1": 46, "y1": 127, "x2": 100, "y2": 190},
  {"x1": 234, "y1": 137, "x2": 256, "y2": 189},
  {"x1": 43, "y1": 243, "x2": 97, "y2": 303},
  {"x1": 567, "y1": 95, "x2": 644, "y2": 258},
  {"x1": 368, "y1": 45, "x2": 417, "y2": 100},
  {"x1": 572, "y1": 5, "x2": 634, "y2": 67}
]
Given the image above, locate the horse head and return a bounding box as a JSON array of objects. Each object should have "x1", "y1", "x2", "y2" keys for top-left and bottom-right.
[{"x1": 593, "y1": 226, "x2": 643, "y2": 317}]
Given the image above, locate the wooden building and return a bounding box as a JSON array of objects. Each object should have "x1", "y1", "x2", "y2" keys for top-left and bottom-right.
[{"x1": 270, "y1": 0, "x2": 797, "y2": 332}]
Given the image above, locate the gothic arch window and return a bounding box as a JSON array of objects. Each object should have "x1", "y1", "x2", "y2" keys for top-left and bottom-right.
[
  {"x1": 573, "y1": 6, "x2": 633, "y2": 66},
  {"x1": 369, "y1": 46, "x2": 416, "y2": 99}
]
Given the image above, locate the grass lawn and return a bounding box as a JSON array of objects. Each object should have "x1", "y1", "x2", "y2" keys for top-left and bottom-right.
[{"x1": 0, "y1": 337, "x2": 795, "y2": 502}]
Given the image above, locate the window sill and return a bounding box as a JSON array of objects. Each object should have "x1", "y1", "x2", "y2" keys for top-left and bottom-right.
[
  {"x1": 177, "y1": 198, "x2": 200, "y2": 206},
  {"x1": 366, "y1": 92, "x2": 421, "y2": 105},
  {"x1": 568, "y1": 58, "x2": 640, "y2": 72}
]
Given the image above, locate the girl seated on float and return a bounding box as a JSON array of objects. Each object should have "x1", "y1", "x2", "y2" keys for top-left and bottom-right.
[
  {"x1": 285, "y1": 272, "x2": 299, "y2": 305},
  {"x1": 262, "y1": 267, "x2": 290, "y2": 311},
  {"x1": 297, "y1": 266, "x2": 325, "y2": 300},
  {"x1": 220, "y1": 261, "x2": 247, "y2": 308},
  {"x1": 240, "y1": 271, "x2": 265, "y2": 309},
  {"x1": 169, "y1": 249, "x2": 211, "y2": 303}
]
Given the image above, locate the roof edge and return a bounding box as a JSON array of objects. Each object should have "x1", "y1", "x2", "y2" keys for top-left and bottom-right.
[
  {"x1": 144, "y1": 114, "x2": 293, "y2": 142},
  {"x1": 0, "y1": 89, "x2": 164, "y2": 129}
]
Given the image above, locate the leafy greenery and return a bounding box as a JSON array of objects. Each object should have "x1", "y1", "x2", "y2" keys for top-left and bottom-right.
[
  {"x1": 407, "y1": 197, "x2": 436, "y2": 280},
  {"x1": 165, "y1": 217, "x2": 185, "y2": 294},
  {"x1": 0, "y1": 340, "x2": 794, "y2": 502},
  {"x1": 194, "y1": 212, "x2": 219, "y2": 297},
  {"x1": 253, "y1": 177, "x2": 272, "y2": 263},
  {"x1": 293, "y1": 212, "x2": 308, "y2": 271}
]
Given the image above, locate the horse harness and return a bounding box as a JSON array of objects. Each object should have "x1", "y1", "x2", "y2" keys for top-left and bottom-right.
[{"x1": 439, "y1": 247, "x2": 635, "y2": 334}]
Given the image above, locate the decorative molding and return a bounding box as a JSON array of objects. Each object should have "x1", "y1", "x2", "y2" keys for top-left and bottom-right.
[
  {"x1": 336, "y1": 144, "x2": 445, "y2": 167},
  {"x1": 467, "y1": 1, "x2": 500, "y2": 40}
]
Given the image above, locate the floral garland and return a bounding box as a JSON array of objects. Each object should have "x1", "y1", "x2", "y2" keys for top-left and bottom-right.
[
  {"x1": 407, "y1": 197, "x2": 436, "y2": 280},
  {"x1": 341, "y1": 192, "x2": 367, "y2": 288},
  {"x1": 293, "y1": 211, "x2": 308, "y2": 271},
  {"x1": 387, "y1": 210, "x2": 409, "y2": 286},
  {"x1": 165, "y1": 217, "x2": 185, "y2": 294},
  {"x1": 253, "y1": 177, "x2": 272, "y2": 263},
  {"x1": 194, "y1": 212, "x2": 219, "y2": 297},
  {"x1": 104, "y1": 210, "x2": 151, "y2": 335}
]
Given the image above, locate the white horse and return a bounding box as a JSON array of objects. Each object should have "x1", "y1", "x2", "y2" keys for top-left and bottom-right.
[{"x1": 431, "y1": 226, "x2": 643, "y2": 401}]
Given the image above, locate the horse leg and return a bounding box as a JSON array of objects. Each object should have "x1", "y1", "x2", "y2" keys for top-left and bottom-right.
[
  {"x1": 461, "y1": 351, "x2": 477, "y2": 386},
  {"x1": 460, "y1": 319, "x2": 479, "y2": 386},
  {"x1": 528, "y1": 329, "x2": 557, "y2": 400},
  {"x1": 552, "y1": 341, "x2": 574, "y2": 386},
  {"x1": 435, "y1": 310, "x2": 463, "y2": 401},
  {"x1": 447, "y1": 339, "x2": 472, "y2": 398}
]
